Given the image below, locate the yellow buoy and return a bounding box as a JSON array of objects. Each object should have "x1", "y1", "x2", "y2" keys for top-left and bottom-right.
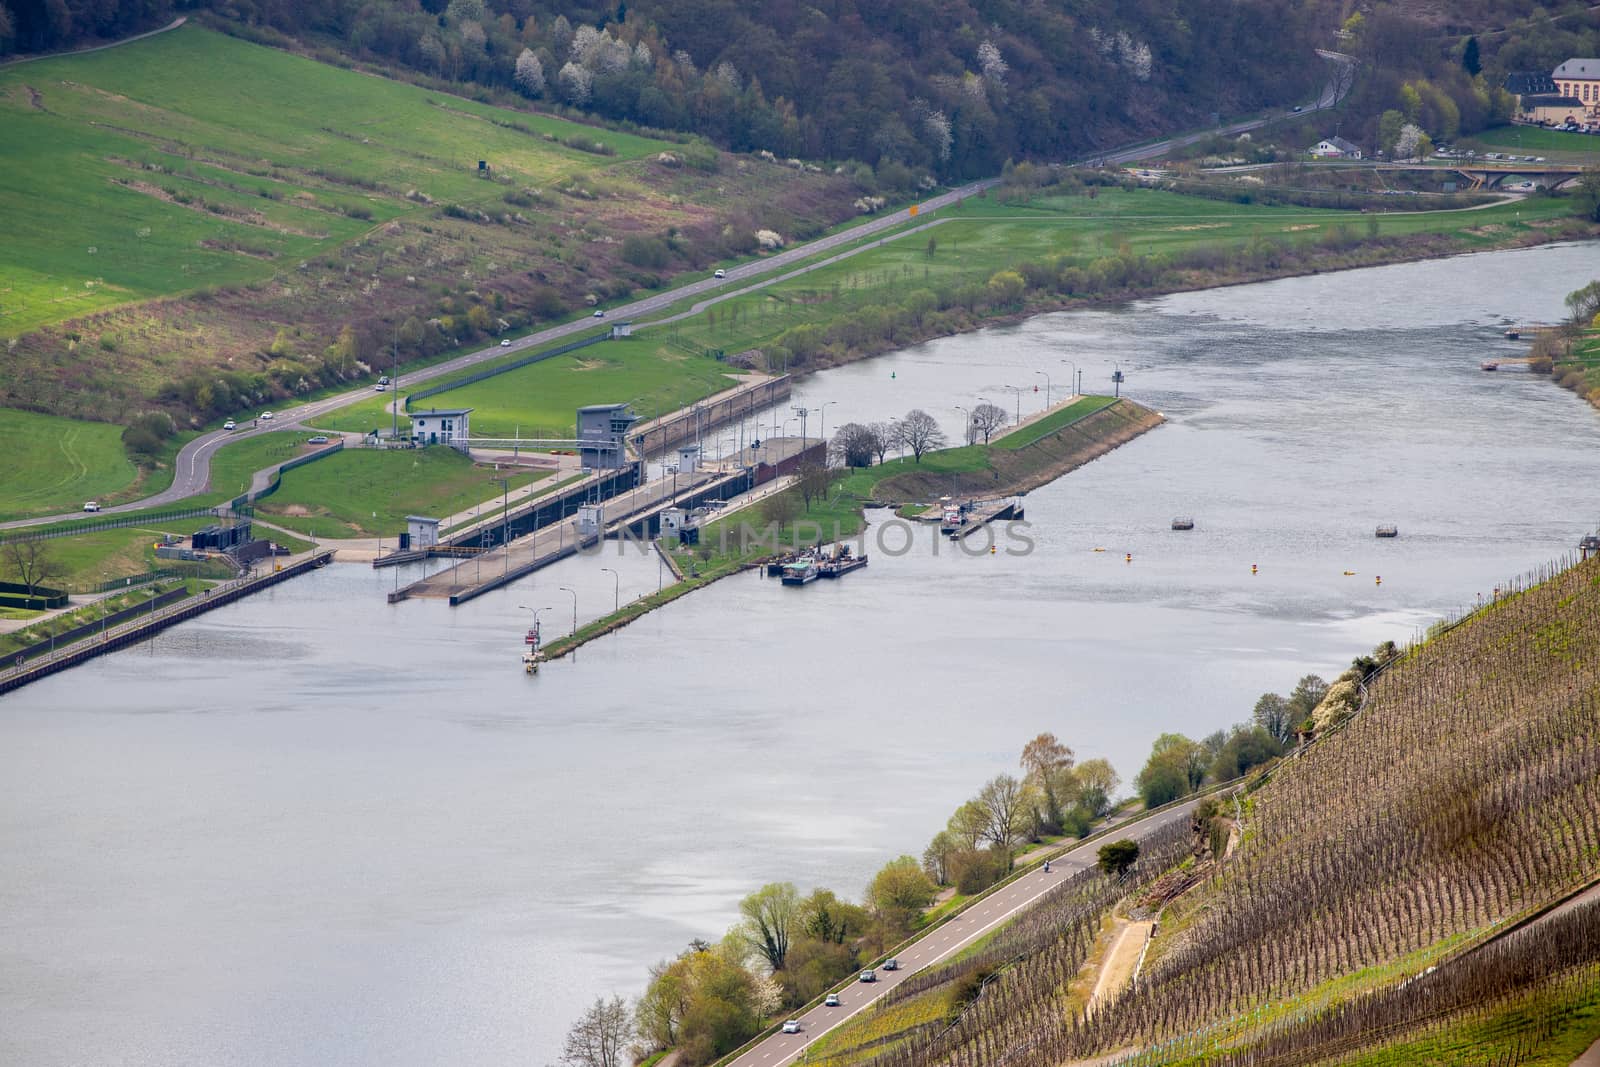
[
  {"x1": 989, "y1": 545, "x2": 996, "y2": 555},
  {"x1": 1375, "y1": 575, "x2": 1382, "y2": 586},
  {"x1": 1251, "y1": 563, "x2": 1258, "y2": 575},
  {"x1": 1125, "y1": 552, "x2": 1133, "y2": 563}
]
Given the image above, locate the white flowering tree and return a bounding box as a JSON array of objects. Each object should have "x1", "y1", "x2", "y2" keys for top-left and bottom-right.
[
  {"x1": 514, "y1": 49, "x2": 545, "y2": 97},
  {"x1": 558, "y1": 61, "x2": 594, "y2": 106},
  {"x1": 977, "y1": 40, "x2": 1008, "y2": 87}
]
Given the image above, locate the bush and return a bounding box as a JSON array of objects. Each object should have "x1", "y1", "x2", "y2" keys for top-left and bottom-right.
[
  {"x1": 1097, "y1": 839, "x2": 1140, "y2": 876},
  {"x1": 950, "y1": 848, "x2": 1009, "y2": 895}
]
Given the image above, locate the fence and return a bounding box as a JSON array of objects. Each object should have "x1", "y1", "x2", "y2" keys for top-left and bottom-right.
[
  {"x1": 239, "y1": 440, "x2": 344, "y2": 506},
  {"x1": 0, "y1": 504, "x2": 251, "y2": 545},
  {"x1": 405, "y1": 332, "x2": 610, "y2": 409},
  {"x1": 74, "y1": 568, "x2": 196, "y2": 596}
]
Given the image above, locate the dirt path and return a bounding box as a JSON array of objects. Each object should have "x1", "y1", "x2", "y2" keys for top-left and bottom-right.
[
  {"x1": 1088, "y1": 919, "x2": 1153, "y2": 1009},
  {"x1": 1574, "y1": 1037, "x2": 1600, "y2": 1067},
  {"x1": 1, "y1": 16, "x2": 187, "y2": 67}
]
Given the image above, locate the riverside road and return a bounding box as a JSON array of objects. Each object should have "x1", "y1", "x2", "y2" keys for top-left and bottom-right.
[{"x1": 726, "y1": 799, "x2": 1200, "y2": 1067}]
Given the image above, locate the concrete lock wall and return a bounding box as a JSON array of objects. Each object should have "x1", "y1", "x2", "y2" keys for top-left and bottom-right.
[{"x1": 635, "y1": 377, "x2": 791, "y2": 458}]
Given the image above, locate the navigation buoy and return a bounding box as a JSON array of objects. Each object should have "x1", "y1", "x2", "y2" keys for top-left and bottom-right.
[
  {"x1": 990, "y1": 545, "x2": 996, "y2": 555},
  {"x1": 891, "y1": 371, "x2": 897, "y2": 379},
  {"x1": 1125, "y1": 552, "x2": 1133, "y2": 563},
  {"x1": 1375, "y1": 575, "x2": 1382, "y2": 586},
  {"x1": 1251, "y1": 563, "x2": 1258, "y2": 575}
]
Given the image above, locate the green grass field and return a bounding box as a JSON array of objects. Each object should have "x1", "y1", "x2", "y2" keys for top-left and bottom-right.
[
  {"x1": 202, "y1": 431, "x2": 323, "y2": 502},
  {"x1": 0, "y1": 24, "x2": 669, "y2": 336},
  {"x1": 311, "y1": 338, "x2": 741, "y2": 438},
  {"x1": 657, "y1": 185, "x2": 1578, "y2": 361},
  {"x1": 996, "y1": 395, "x2": 1118, "y2": 449},
  {"x1": 1464, "y1": 124, "x2": 1600, "y2": 158},
  {"x1": 253, "y1": 445, "x2": 547, "y2": 538},
  {"x1": 0, "y1": 408, "x2": 140, "y2": 519}
]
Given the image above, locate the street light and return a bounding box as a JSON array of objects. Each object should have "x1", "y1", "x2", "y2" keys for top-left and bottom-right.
[
  {"x1": 600, "y1": 567, "x2": 619, "y2": 613},
  {"x1": 1005, "y1": 384, "x2": 1024, "y2": 425},
  {"x1": 1061, "y1": 359, "x2": 1079, "y2": 398},
  {"x1": 1035, "y1": 369, "x2": 1052, "y2": 408},
  {"x1": 559, "y1": 585, "x2": 577, "y2": 635},
  {"x1": 954, "y1": 404, "x2": 972, "y2": 445},
  {"x1": 818, "y1": 401, "x2": 837, "y2": 461}
]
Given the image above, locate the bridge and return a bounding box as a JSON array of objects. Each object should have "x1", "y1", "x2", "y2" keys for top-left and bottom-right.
[{"x1": 1453, "y1": 162, "x2": 1589, "y2": 190}]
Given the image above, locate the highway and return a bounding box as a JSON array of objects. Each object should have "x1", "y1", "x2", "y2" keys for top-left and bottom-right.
[{"x1": 724, "y1": 799, "x2": 1199, "y2": 1067}]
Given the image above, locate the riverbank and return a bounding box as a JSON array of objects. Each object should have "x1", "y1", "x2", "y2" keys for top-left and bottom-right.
[{"x1": 776, "y1": 219, "x2": 1599, "y2": 386}]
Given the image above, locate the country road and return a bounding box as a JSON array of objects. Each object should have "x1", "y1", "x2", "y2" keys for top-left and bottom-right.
[
  {"x1": 724, "y1": 799, "x2": 1199, "y2": 1067},
  {"x1": 0, "y1": 50, "x2": 1349, "y2": 533}
]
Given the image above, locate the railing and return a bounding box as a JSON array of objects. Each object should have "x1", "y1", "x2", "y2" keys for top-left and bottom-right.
[{"x1": 0, "y1": 504, "x2": 250, "y2": 545}]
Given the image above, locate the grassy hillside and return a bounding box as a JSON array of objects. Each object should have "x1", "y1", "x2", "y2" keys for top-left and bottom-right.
[
  {"x1": 0, "y1": 409, "x2": 140, "y2": 519},
  {"x1": 825, "y1": 555, "x2": 1600, "y2": 1066},
  {"x1": 0, "y1": 24, "x2": 863, "y2": 423}
]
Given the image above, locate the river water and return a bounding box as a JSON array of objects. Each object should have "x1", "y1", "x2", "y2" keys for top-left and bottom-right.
[{"x1": 3, "y1": 243, "x2": 1598, "y2": 1065}]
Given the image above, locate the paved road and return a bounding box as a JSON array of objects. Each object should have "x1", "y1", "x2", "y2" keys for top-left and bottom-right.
[
  {"x1": 1, "y1": 52, "x2": 1349, "y2": 533},
  {"x1": 725, "y1": 799, "x2": 1199, "y2": 1067},
  {"x1": 0, "y1": 178, "x2": 999, "y2": 532}
]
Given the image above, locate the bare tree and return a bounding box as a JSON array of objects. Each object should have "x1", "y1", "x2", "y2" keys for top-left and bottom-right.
[
  {"x1": 561, "y1": 995, "x2": 633, "y2": 1067},
  {"x1": 830, "y1": 423, "x2": 879, "y2": 468},
  {"x1": 868, "y1": 422, "x2": 897, "y2": 465},
  {"x1": 3, "y1": 539, "x2": 65, "y2": 598},
  {"x1": 971, "y1": 402, "x2": 1007, "y2": 444},
  {"x1": 898, "y1": 409, "x2": 947, "y2": 463},
  {"x1": 796, "y1": 461, "x2": 831, "y2": 511}
]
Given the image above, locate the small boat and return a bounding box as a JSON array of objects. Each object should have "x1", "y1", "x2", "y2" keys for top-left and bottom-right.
[
  {"x1": 1171, "y1": 517, "x2": 1195, "y2": 531},
  {"x1": 938, "y1": 495, "x2": 966, "y2": 535},
  {"x1": 1375, "y1": 525, "x2": 1398, "y2": 538},
  {"x1": 780, "y1": 555, "x2": 819, "y2": 585},
  {"x1": 522, "y1": 650, "x2": 541, "y2": 674},
  {"x1": 1481, "y1": 361, "x2": 1499, "y2": 371},
  {"x1": 1503, "y1": 328, "x2": 1520, "y2": 340}
]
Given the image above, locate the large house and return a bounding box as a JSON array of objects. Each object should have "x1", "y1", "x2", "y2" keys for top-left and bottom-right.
[
  {"x1": 1520, "y1": 94, "x2": 1586, "y2": 125},
  {"x1": 1309, "y1": 136, "x2": 1362, "y2": 159},
  {"x1": 1553, "y1": 59, "x2": 1600, "y2": 111},
  {"x1": 409, "y1": 407, "x2": 472, "y2": 448}
]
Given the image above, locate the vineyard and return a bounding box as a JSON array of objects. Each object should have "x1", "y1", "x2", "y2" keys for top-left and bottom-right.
[{"x1": 818, "y1": 555, "x2": 1600, "y2": 1065}]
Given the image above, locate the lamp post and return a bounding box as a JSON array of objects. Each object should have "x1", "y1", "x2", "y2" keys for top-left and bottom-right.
[
  {"x1": 600, "y1": 567, "x2": 619, "y2": 613},
  {"x1": 818, "y1": 401, "x2": 837, "y2": 463},
  {"x1": 559, "y1": 585, "x2": 577, "y2": 636},
  {"x1": 955, "y1": 404, "x2": 971, "y2": 445},
  {"x1": 1061, "y1": 359, "x2": 1079, "y2": 399},
  {"x1": 501, "y1": 477, "x2": 510, "y2": 575},
  {"x1": 1035, "y1": 370, "x2": 1052, "y2": 408},
  {"x1": 1005, "y1": 384, "x2": 1023, "y2": 425}
]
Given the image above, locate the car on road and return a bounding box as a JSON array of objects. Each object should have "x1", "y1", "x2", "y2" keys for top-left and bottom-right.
[
  {"x1": 859, "y1": 969, "x2": 876, "y2": 983},
  {"x1": 379, "y1": 375, "x2": 390, "y2": 385},
  {"x1": 307, "y1": 435, "x2": 329, "y2": 444},
  {"x1": 259, "y1": 411, "x2": 273, "y2": 421},
  {"x1": 375, "y1": 383, "x2": 387, "y2": 391},
  {"x1": 593, "y1": 309, "x2": 606, "y2": 318},
  {"x1": 223, "y1": 420, "x2": 236, "y2": 430},
  {"x1": 82, "y1": 501, "x2": 100, "y2": 512},
  {"x1": 825, "y1": 993, "x2": 840, "y2": 1007},
  {"x1": 883, "y1": 958, "x2": 900, "y2": 971},
  {"x1": 1291, "y1": 105, "x2": 1303, "y2": 112},
  {"x1": 500, "y1": 339, "x2": 512, "y2": 346},
  {"x1": 714, "y1": 268, "x2": 727, "y2": 279},
  {"x1": 781, "y1": 1020, "x2": 800, "y2": 1034}
]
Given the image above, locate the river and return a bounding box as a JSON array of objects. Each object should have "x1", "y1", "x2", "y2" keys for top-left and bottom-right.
[{"x1": 3, "y1": 242, "x2": 1598, "y2": 1065}]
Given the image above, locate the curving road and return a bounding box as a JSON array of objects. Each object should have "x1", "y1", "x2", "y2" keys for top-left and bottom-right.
[
  {"x1": 724, "y1": 798, "x2": 1200, "y2": 1067},
  {"x1": 0, "y1": 178, "x2": 1000, "y2": 531},
  {"x1": 3, "y1": 55, "x2": 1351, "y2": 532}
]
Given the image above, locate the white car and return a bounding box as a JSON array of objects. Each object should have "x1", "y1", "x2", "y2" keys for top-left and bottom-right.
[
  {"x1": 223, "y1": 420, "x2": 236, "y2": 431},
  {"x1": 500, "y1": 339, "x2": 512, "y2": 347},
  {"x1": 375, "y1": 383, "x2": 387, "y2": 392},
  {"x1": 781, "y1": 1020, "x2": 800, "y2": 1034},
  {"x1": 592, "y1": 309, "x2": 606, "y2": 318},
  {"x1": 82, "y1": 501, "x2": 100, "y2": 512},
  {"x1": 714, "y1": 268, "x2": 727, "y2": 279},
  {"x1": 259, "y1": 411, "x2": 273, "y2": 421}
]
